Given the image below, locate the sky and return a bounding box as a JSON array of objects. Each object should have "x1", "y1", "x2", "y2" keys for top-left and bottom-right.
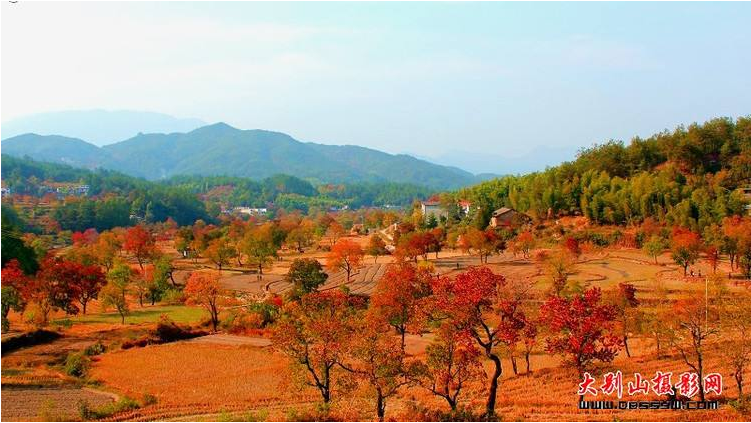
[{"x1": 2, "y1": 2, "x2": 751, "y2": 173}]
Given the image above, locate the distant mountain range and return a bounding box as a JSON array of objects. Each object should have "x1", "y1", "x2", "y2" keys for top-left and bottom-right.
[
  {"x1": 1, "y1": 123, "x2": 494, "y2": 189},
  {"x1": 1, "y1": 110, "x2": 206, "y2": 147}
]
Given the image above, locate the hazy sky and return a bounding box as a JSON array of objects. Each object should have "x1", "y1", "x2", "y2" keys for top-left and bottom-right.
[{"x1": 3, "y1": 2, "x2": 750, "y2": 162}]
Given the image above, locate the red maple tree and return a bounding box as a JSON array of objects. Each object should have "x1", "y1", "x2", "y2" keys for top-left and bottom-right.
[
  {"x1": 370, "y1": 262, "x2": 433, "y2": 352},
  {"x1": 540, "y1": 287, "x2": 622, "y2": 400},
  {"x1": 327, "y1": 238, "x2": 364, "y2": 281},
  {"x1": 433, "y1": 267, "x2": 527, "y2": 418},
  {"x1": 123, "y1": 225, "x2": 156, "y2": 270}
]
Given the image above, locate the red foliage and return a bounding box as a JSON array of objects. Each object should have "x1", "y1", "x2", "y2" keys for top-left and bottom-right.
[
  {"x1": 432, "y1": 267, "x2": 526, "y2": 417},
  {"x1": 563, "y1": 237, "x2": 581, "y2": 258},
  {"x1": 37, "y1": 256, "x2": 106, "y2": 315},
  {"x1": 71, "y1": 228, "x2": 99, "y2": 246},
  {"x1": 2, "y1": 260, "x2": 28, "y2": 292},
  {"x1": 370, "y1": 262, "x2": 433, "y2": 350},
  {"x1": 185, "y1": 271, "x2": 225, "y2": 332},
  {"x1": 123, "y1": 225, "x2": 156, "y2": 270},
  {"x1": 540, "y1": 287, "x2": 622, "y2": 377},
  {"x1": 326, "y1": 238, "x2": 364, "y2": 280}
]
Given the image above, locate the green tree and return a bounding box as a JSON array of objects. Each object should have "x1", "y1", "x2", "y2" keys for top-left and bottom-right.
[
  {"x1": 286, "y1": 258, "x2": 328, "y2": 300},
  {"x1": 242, "y1": 225, "x2": 278, "y2": 276},
  {"x1": 642, "y1": 235, "x2": 665, "y2": 264},
  {"x1": 366, "y1": 234, "x2": 389, "y2": 263},
  {"x1": 101, "y1": 263, "x2": 133, "y2": 324}
]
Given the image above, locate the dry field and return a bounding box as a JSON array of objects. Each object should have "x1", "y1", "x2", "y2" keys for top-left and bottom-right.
[
  {"x1": 89, "y1": 342, "x2": 319, "y2": 421},
  {"x1": 3, "y1": 242, "x2": 750, "y2": 421}
]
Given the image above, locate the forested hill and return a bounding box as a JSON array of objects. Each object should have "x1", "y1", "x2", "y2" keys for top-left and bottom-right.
[
  {"x1": 1, "y1": 123, "x2": 488, "y2": 189},
  {"x1": 457, "y1": 116, "x2": 751, "y2": 231}
]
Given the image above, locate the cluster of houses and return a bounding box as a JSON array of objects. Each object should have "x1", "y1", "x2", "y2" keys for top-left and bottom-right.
[
  {"x1": 420, "y1": 198, "x2": 531, "y2": 228},
  {"x1": 222, "y1": 206, "x2": 269, "y2": 216},
  {"x1": 1, "y1": 184, "x2": 91, "y2": 199},
  {"x1": 52, "y1": 184, "x2": 90, "y2": 197},
  {"x1": 742, "y1": 187, "x2": 751, "y2": 215}
]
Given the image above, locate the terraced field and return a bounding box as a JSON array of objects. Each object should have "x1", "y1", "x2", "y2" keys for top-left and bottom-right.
[
  {"x1": 2, "y1": 386, "x2": 116, "y2": 421},
  {"x1": 220, "y1": 263, "x2": 390, "y2": 297}
]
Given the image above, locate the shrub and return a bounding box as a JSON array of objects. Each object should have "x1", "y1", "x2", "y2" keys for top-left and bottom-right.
[
  {"x1": 154, "y1": 315, "x2": 188, "y2": 342},
  {"x1": 122, "y1": 316, "x2": 206, "y2": 349},
  {"x1": 84, "y1": 341, "x2": 106, "y2": 356},
  {"x1": 221, "y1": 310, "x2": 263, "y2": 334},
  {"x1": 161, "y1": 288, "x2": 186, "y2": 305},
  {"x1": 80, "y1": 397, "x2": 140, "y2": 419},
  {"x1": 78, "y1": 400, "x2": 95, "y2": 420},
  {"x1": 64, "y1": 352, "x2": 90, "y2": 377},
  {"x1": 55, "y1": 319, "x2": 73, "y2": 329},
  {"x1": 141, "y1": 393, "x2": 157, "y2": 406}
]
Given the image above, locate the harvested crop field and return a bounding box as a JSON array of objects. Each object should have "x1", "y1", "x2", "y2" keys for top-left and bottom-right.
[
  {"x1": 181, "y1": 334, "x2": 271, "y2": 347},
  {"x1": 1, "y1": 386, "x2": 115, "y2": 421},
  {"x1": 89, "y1": 342, "x2": 317, "y2": 411}
]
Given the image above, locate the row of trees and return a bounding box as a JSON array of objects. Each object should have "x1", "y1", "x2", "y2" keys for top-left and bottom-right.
[
  {"x1": 270, "y1": 261, "x2": 632, "y2": 420},
  {"x1": 639, "y1": 216, "x2": 751, "y2": 277}
]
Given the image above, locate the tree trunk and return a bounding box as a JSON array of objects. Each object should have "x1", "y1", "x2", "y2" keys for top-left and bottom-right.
[
  {"x1": 697, "y1": 354, "x2": 705, "y2": 401},
  {"x1": 736, "y1": 372, "x2": 743, "y2": 399},
  {"x1": 511, "y1": 356, "x2": 518, "y2": 376},
  {"x1": 82, "y1": 301, "x2": 88, "y2": 315},
  {"x1": 525, "y1": 352, "x2": 531, "y2": 373},
  {"x1": 322, "y1": 365, "x2": 331, "y2": 403},
  {"x1": 624, "y1": 335, "x2": 631, "y2": 358},
  {"x1": 485, "y1": 354, "x2": 502, "y2": 418},
  {"x1": 376, "y1": 390, "x2": 386, "y2": 422}
]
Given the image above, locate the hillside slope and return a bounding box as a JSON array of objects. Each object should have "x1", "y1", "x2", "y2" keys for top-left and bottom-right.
[
  {"x1": 1, "y1": 110, "x2": 205, "y2": 146},
  {"x1": 2, "y1": 123, "x2": 485, "y2": 188}
]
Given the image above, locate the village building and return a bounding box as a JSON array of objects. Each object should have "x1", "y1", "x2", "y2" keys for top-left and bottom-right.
[
  {"x1": 458, "y1": 200, "x2": 474, "y2": 216},
  {"x1": 420, "y1": 200, "x2": 448, "y2": 221},
  {"x1": 489, "y1": 207, "x2": 531, "y2": 228},
  {"x1": 40, "y1": 183, "x2": 90, "y2": 197},
  {"x1": 232, "y1": 206, "x2": 268, "y2": 216},
  {"x1": 741, "y1": 186, "x2": 751, "y2": 215}
]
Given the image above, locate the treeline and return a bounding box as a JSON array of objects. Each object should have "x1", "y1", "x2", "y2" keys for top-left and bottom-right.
[
  {"x1": 1, "y1": 156, "x2": 432, "y2": 232},
  {"x1": 165, "y1": 175, "x2": 434, "y2": 210},
  {"x1": 459, "y1": 116, "x2": 751, "y2": 231}
]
